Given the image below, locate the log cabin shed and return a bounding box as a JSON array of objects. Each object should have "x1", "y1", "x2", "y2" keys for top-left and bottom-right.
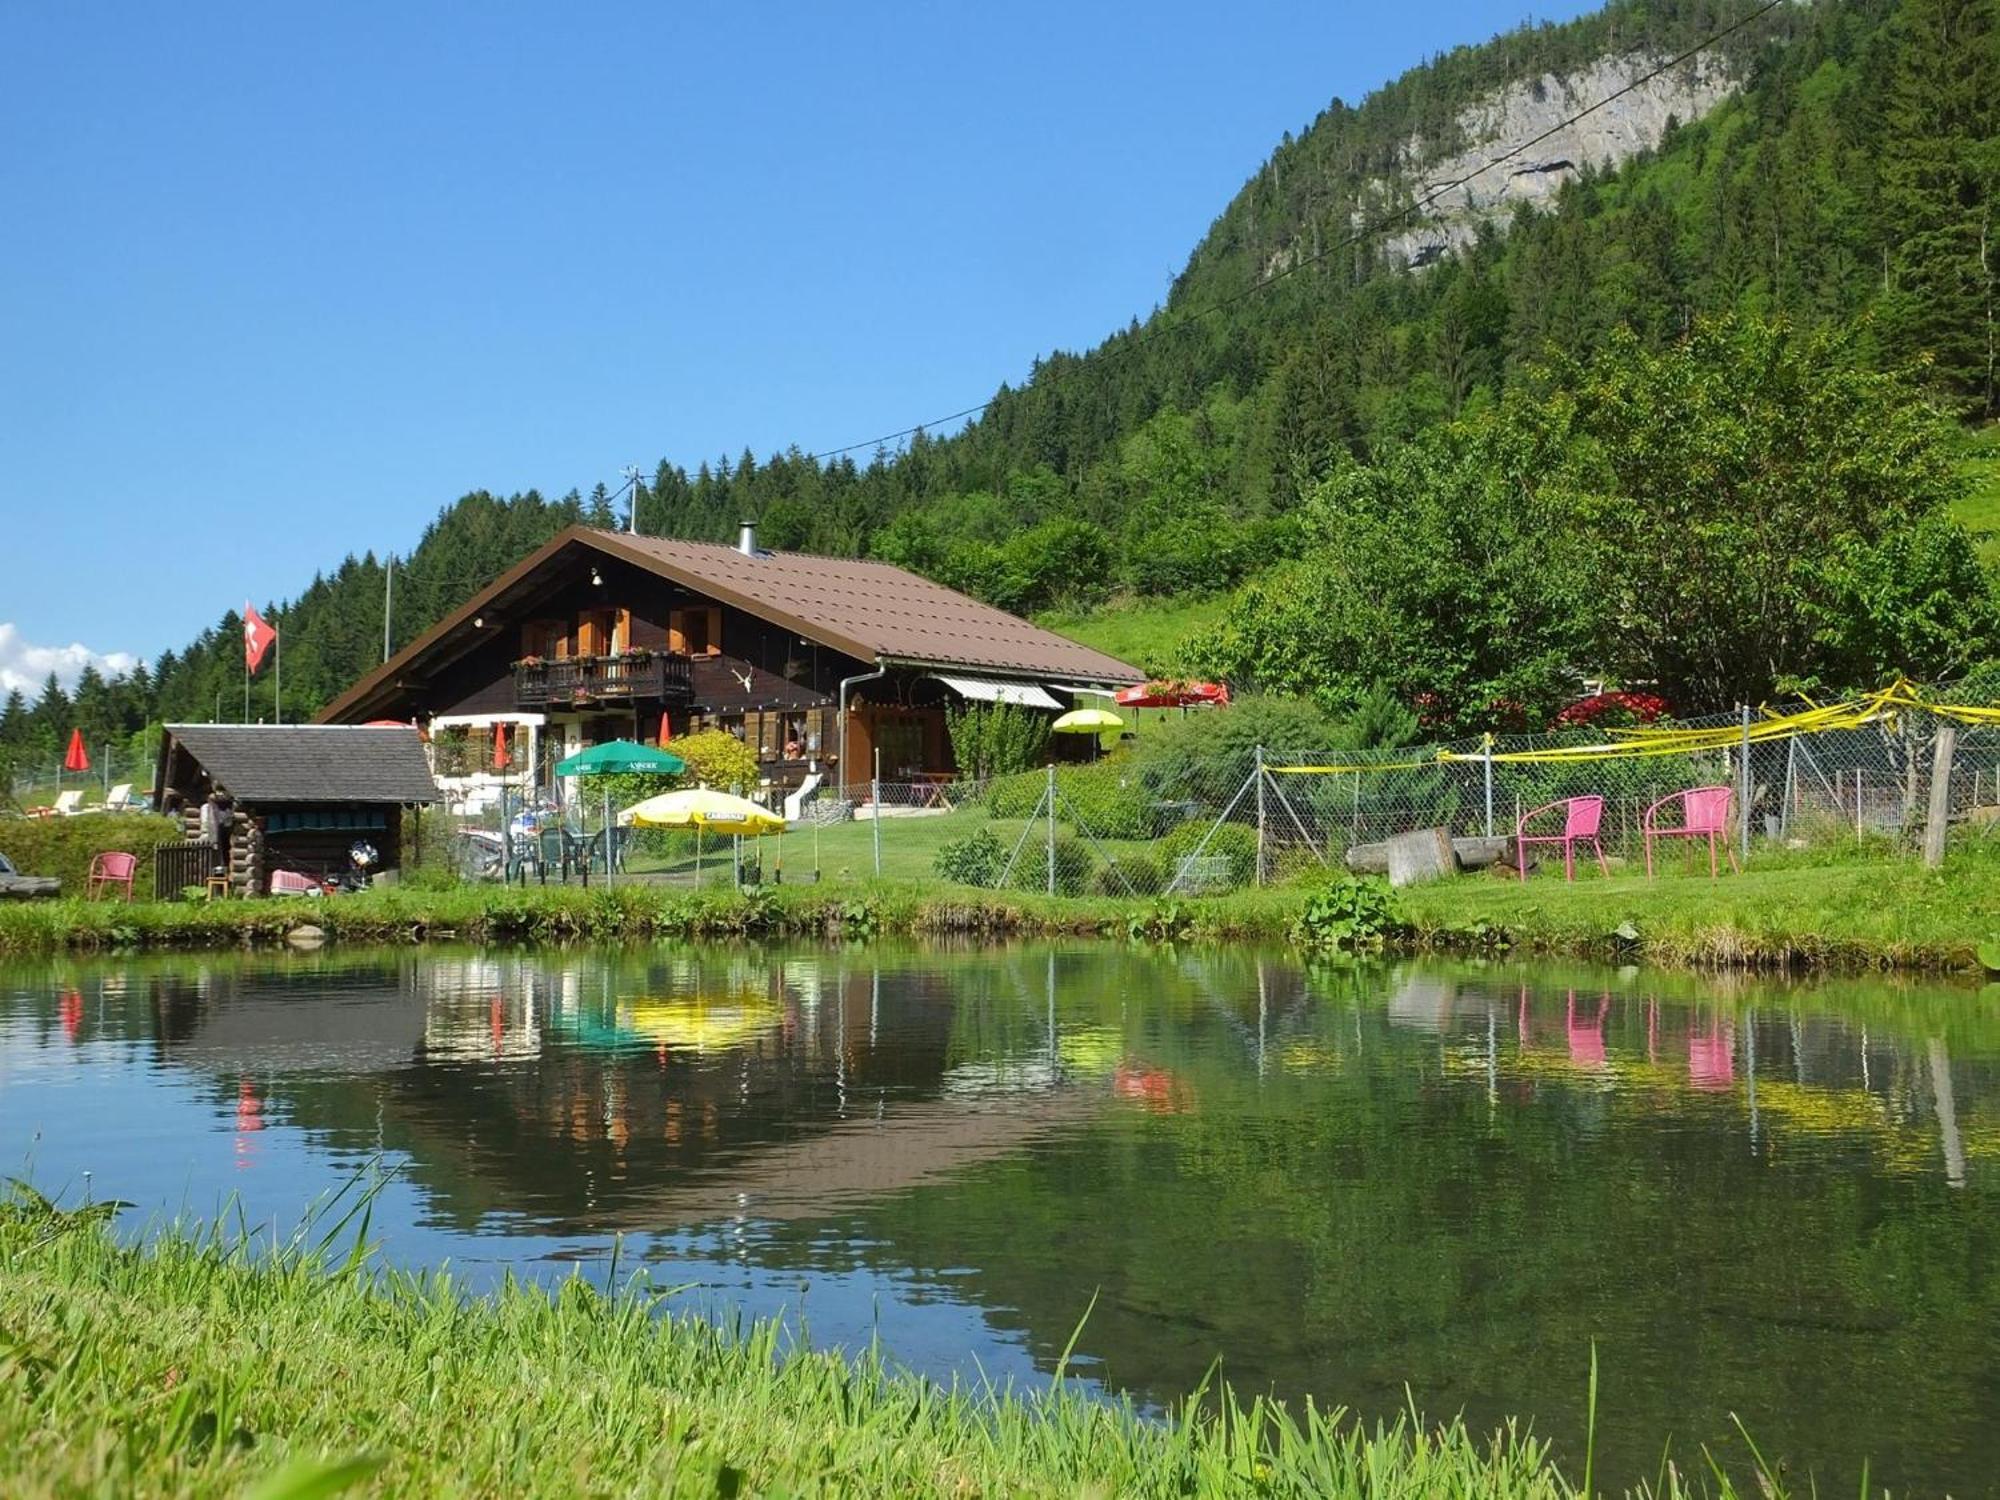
[
  {"x1": 313, "y1": 523, "x2": 1144, "y2": 805},
  {"x1": 153, "y1": 724, "x2": 440, "y2": 896}
]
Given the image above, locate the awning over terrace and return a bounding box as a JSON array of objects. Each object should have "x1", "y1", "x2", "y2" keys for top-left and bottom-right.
[{"x1": 934, "y1": 674, "x2": 1064, "y2": 710}]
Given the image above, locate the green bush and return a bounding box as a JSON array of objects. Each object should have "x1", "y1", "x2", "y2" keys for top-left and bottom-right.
[
  {"x1": 1291, "y1": 876, "x2": 1401, "y2": 952},
  {"x1": 0, "y1": 814, "x2": 182, "y2": 900},
  {"x1": 1017, "y1": 835, "x2": 1092, "y2": 896},
  {"x1": 1094, "y1": 853, "x2": 1164, "y2": 897},
  {"x1": 986, "y1": 765, "x2": 1156, "y2": 840},
  {"x1": 1157, "y1": 819, "x2": 1259, "y2": 886},
  {"x1": 933, "y1": 827, "x2": 1004, "y2": 887}
]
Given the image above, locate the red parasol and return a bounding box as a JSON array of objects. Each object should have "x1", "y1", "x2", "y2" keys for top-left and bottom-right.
[
  {"x1": 492, "y1": 722, "x2": 510, "y2": 770},
  {"x1": 658, "y1": 711, "x2": 673, "y2": 744},
  {"x1": 1114, "y1": 680, "x2": 1231, "y2": 710},
  {"x1": 63, "y1": 728, "x2": 90, "y2": 773}
]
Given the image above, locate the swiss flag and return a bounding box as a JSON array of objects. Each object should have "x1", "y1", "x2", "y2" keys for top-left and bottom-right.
[{"x1": 244, "y1": 602, "x2": 276, "y2": 674}]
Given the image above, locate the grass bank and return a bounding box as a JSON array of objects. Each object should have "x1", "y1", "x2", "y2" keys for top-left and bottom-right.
[
  {"x1": 4, "y1": 842, "x2": 1998, "y2": 972},
  {"x1": 0, "y1": 1186, "x2": 1770, "y2": 1498},
  {"x1": 1398, "y1": 841, "x2": 2000, "y2": 971}
]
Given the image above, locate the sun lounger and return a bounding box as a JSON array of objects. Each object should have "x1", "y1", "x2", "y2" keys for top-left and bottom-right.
[{"x1": 29, "y1": 789, "x2": 85, "y2": 819}]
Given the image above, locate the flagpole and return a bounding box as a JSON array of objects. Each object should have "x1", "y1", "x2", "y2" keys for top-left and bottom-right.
[
  {"x1": 274, "y1": 619, "x2": 282, "y2": 725},
  {"x1": 243, "y1": 601, "x2": 251, "y2": 722}
]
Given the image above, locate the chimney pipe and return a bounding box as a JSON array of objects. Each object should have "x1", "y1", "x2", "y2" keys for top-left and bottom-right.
[{"x1": 738, "y1": 519, "x2": 757, "y2": 556}]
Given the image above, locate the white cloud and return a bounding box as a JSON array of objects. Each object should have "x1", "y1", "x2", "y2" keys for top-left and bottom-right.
[{"x1": 0, "y1": 623, "x2": 140, "y2": 697}]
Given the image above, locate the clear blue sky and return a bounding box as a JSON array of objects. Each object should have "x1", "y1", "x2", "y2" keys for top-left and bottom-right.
[{"x1": 0, "y1": 0, "x2": 1594, "y2": 683}]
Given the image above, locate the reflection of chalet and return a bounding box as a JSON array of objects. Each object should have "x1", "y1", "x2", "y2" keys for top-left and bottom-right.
[{"x1": 314, "y1": 524, "x2": 1142, "y2": 800}]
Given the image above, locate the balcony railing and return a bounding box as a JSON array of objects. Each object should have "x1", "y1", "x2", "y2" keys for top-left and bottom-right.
[{"x1": 515, "y1": 653, "x2": 692, "y2": 708}]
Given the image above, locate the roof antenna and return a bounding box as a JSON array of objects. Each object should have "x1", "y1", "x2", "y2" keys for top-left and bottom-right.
[{"x1": 623, "y1": 465, "x2": 643, "y2": 534}]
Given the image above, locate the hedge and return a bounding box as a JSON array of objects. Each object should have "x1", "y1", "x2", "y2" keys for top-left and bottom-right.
[{"x1": 0, "y1": 814, "x2": 183, "y2": 900}]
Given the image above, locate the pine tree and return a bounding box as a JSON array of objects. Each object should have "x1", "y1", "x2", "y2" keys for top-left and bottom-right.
[{"x1": 1877, "y1": 0, "x2": 1999, "y2": 412}]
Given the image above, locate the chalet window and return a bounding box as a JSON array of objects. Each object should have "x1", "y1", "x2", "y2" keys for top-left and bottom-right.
[
  {"x1": 669, "y1": 606, "x2": 721, "y2": 657},
  {"x1": 520, "y1": 620, "x2": 566, "y2": 660},
  {"x1": 577, "y1": 609, "x2": 618, "y2": 657},
  {"x1": 779, "y1": 711, "x2": 807, "y2": 759}
]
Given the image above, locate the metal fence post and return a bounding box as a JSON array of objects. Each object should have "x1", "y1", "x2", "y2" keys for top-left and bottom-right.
[
  {"x1": 1254, "y1": 745, "x2": 1266, "y2": 887},
  {"x1": 1738, "y1": 702, "x2": 1752, "y2": 865},
  {"x1": 1482, "y1": 733, "x2": 1494, "y2": 839},
  {"x1": 871, "y1": 767, "x2": 881, "y2": 878},
  {"x1": 1045, "y1": 763, "x2": 1056, "y2": 897}
]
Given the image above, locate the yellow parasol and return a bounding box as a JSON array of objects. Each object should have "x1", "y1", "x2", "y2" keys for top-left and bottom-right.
[
  {"x1": 621, "y1": 788, "x2": 784, "y2": 886},
  {"x1": 1051, "y1": 708, "x2": 1125, "y2": 734},
  {"x1": 621, "y1": 787, "x2": 784, "y2": 833}
]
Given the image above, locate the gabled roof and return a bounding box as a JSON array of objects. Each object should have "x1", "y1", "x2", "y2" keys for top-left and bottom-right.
[
  {"x1": 318, "y1": 526, "x2": 1143, "y2": 723},
  {"x1": 161, "y1": 725, "x2": 439, "y2": 804}
]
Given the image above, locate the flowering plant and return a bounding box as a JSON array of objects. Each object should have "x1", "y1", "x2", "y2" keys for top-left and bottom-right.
[{"x1": 1552, "y1": 691, "x2": 1670, "y2": 730}]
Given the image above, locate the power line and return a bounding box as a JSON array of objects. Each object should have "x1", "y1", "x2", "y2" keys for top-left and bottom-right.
[{"x1": 806, "y1": 0, "x2": 1785, "y2": 462}]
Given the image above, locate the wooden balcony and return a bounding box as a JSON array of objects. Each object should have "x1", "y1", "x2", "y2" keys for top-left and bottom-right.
[{"x1": 515, "y1": 653, "x2": 692, "y2": 709}]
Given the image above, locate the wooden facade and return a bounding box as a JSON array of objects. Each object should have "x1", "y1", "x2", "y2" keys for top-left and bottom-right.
[{"x1": 315, "y1": 527, "x2": 1147, "y2": 800}]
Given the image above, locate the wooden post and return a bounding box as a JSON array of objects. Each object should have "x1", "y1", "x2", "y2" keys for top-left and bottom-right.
[{"x1": 1923, "y1": 726, "x2": 1956, "y2": 869}]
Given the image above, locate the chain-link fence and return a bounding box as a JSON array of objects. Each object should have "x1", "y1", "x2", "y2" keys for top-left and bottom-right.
[
  {"x1": 6, "y1": 741, "x2": 159, "y2": 816},
  {"x1": 415, "y1": 692, "x2": 2000, "y2": 896}
]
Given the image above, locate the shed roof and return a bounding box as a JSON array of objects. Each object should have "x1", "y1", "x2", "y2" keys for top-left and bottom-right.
[{"x1": 161, "y1": 725, "x2": 439, "y2": 805}]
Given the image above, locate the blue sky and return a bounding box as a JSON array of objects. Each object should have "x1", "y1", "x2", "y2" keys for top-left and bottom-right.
[{"x1": 0, "y1": 0, "x2": 1594, "y2": 684}]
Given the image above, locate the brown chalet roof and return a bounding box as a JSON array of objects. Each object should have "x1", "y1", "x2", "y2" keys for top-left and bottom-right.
[{"x1": 318, "y1": 527, "x2": 1142, "y2": 723}]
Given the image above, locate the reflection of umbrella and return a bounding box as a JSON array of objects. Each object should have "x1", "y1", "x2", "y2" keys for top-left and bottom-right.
[
  {"x1": 63, "y1": 728, "x2": 89, "y2": 774},
  {"x1": 1052, "y1": 708, "x2": 1124, "y2": 734},
  {"x1": 555, "y1": 739, "x2": 686, "y2": 775},
  {"x1": 624, "y1": 994, "x2": 782, "y2": 1055},
  {"x1": 622, "y1": 788, "x2": 782, "y2": 833}
]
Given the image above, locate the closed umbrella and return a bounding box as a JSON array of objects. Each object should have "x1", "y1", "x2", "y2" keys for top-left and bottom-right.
[
  {"x1": 63, "y1": 728, "x2": 89, "y2": 774},
  {"x1": 621, "y1": 787, "x2": 783, "y2": 886},
  {"x1": 492, "y1": 722, "x2": 510, "y2": 771}
]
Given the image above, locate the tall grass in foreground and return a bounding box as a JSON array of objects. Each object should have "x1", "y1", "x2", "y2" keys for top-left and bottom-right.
[{"x1": 0, "y1": 1183, "x2": 1809, "y2": 1499}]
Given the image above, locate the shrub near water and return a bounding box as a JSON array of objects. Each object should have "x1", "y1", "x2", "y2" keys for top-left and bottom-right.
[
  {"x1": 0, "y1": 813, "x2": 181, "y2": 899},
  {"x1": 934, "y1": 826, "x2": 1004, "y2": 887}
]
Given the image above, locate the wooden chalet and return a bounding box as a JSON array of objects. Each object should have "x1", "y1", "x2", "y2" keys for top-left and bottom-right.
[
  {"x1": 315, "y1": 524, "x2": 1144, "y2": 804},
  {"x1": 153, "y1": 724, "x2": 440, "y2": 896}
]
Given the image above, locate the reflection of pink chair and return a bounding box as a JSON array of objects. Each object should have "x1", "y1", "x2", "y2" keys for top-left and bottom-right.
[
  {"x1": 1566, "y1": 992, "x2": 1610, "y2": 1068},
  {"x1": 1643, "y1": 785, "x2": 1740, "y2": 879},
  {"x1": 1688, "y1": 1021, "x2": 1735, "y2": 1091},
  {"x1": 1516, "y1": 796, "x2": 1608, "y2": 882}
]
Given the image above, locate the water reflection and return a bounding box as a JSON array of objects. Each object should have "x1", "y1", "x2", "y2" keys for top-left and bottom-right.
[{"x1": 2, "y1": 947, "x2": 1996, "y2": 1493}]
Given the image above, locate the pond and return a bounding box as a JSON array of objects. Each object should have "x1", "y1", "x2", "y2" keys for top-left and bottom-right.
[{"x1": 2, "y1": 944, "x2": 1995, "y2": 1494}]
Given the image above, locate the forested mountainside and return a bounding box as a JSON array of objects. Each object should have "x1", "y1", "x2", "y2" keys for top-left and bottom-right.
[{"x1": 6, "y1": 0, "x2": 1994, "y2": 765}]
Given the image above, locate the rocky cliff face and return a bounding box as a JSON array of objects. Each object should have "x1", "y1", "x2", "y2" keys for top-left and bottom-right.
[{"x1": 1369, "y1": 51, "x2": 1738, "y2": 268}]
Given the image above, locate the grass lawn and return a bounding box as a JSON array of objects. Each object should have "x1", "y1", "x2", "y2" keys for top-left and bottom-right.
[
  {"x1": 0, "y1": 1186, "x2": 1760, "y2": 1499},
  {"x1": 1397, "y1": 839, "x2": 2000, "y2": 969},
  {"x1": 1950, "y1": 422, "x2": 2000, "y2": 566},
  {"x1": 1035, "y1": 593, "x2": 1229, "y2": 676}
]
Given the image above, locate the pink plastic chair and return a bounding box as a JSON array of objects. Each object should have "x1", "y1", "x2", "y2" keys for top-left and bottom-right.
[
  {"x1": 1515, "y1": 795, "x2": 1608, "y2": 882},
  {"x1": 1642, "y1": 785, "x2": 1740, "y2": 879},
  {"x1": 86, "y1": 851, "x2": 137, "y2": 902}
]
